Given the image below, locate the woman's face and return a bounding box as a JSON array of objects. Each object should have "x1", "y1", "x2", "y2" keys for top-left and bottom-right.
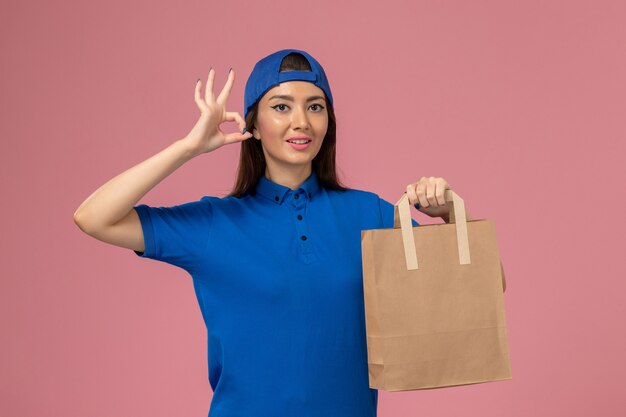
[{"x1": 253, "y1": 80, "x2": 328, "y2": 172}]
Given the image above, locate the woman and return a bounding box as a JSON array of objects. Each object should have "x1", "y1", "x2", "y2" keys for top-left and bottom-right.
[{"x1": 73, "y1": 49, "x2": 480, "y2": 417}]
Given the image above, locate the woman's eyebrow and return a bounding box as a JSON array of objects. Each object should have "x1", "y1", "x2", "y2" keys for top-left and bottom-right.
[{"x1": 268, "y1": 95, "x2": 326, "y2": 102}]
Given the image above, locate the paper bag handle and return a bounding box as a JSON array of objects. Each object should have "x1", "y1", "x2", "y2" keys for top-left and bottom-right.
[{"x1": 393, "y1": 190, "x2": 471, "y2": 270}]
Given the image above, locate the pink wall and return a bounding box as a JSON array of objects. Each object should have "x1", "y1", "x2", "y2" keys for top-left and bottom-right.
[{"x1": 2, "y1": 0, "x2": 625, "y2": 416}]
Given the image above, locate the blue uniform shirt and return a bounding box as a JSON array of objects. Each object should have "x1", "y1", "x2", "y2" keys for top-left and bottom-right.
[{"x1": 133, "y1": 169, "x2": 419, "y2": 417}]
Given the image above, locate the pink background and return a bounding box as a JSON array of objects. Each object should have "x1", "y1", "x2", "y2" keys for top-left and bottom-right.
[{"x1": 2, "y1": 0, "x2": 625, "y2": 416}]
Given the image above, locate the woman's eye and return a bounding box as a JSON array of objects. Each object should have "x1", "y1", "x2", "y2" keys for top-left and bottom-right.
[{"x1": 271, "y1": 103, "x2": 324, "y2": 112}]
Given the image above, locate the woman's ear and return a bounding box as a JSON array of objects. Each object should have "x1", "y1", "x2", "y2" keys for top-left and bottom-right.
[{"x1": 253, "y1": 126, "x2": 261, "y2": 140}]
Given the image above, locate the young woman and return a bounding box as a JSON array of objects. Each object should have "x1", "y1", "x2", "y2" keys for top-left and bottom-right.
[{"x1": 74, "y1": 49, "x2": 500, "y2": 417}]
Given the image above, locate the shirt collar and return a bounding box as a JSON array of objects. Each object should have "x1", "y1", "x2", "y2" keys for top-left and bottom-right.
[{"x1": 255, "y1": 169, "x2": 321, "y2": 205}]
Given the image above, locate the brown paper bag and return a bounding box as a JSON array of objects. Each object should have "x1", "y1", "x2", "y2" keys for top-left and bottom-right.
[{"x1": 361, "y1": 190, "x2": 512, "y2": 391}]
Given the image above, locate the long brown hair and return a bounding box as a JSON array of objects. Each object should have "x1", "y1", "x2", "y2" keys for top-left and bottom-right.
[{"x1": 226, "y1": 52, "x2": 349, "y2": 198}]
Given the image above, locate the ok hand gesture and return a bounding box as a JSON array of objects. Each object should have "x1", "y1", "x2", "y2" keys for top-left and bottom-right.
[{"x1": 183, "y1": 68, "x2": 253, "y2": 155}]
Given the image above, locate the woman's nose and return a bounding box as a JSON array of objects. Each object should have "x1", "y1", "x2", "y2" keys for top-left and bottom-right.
[{"x1": 291, "y1": 106, "x2": 310, "y2": 129}]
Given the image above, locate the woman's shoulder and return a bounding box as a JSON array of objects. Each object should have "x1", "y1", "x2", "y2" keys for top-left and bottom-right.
[{"x1": 199, "y1": 194, "x2": 255, "y2": 216}]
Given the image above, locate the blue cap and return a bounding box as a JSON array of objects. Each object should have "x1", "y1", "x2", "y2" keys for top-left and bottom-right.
[{"x1": 244, "y1": 49, "x2": 334, "y2": 120}]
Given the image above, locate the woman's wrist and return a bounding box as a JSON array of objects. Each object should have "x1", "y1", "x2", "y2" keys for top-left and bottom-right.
[{"x1": 176, "y1": 137, "x2": 205, "y2": 160}]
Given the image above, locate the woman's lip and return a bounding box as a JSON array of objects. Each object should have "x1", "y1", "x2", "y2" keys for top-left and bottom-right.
[{"x1": 287, "y1": 141, "x2": 312, "y2": 150}]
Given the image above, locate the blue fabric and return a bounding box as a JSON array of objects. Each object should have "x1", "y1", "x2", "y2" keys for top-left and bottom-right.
[{"x1": 133, "y1": 169, "x2": 419, "y2": 417}]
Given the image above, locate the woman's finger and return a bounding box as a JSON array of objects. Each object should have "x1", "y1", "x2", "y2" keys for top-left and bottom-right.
[
  {"x1": 425, "y1": 177, "x2": 439, "y2": 206},
  {"x1": 415, "y1": 179, "x2": 429, "y2": 207},
  {"x1": 406, "y1": 183, "x2": 418, "y2": 207},
  {"x1": 216, "y1": 68, "x2": 235, "y2": 106},
  {"x1": 205, "y1": 68, "x2": 216, "y2": 104},
  {"x1": 224, "y1": 131, "x2": 253, "y2": 145},
  {"x1": 435, "y1": 179, "x2": 449, "y2": 206},
  {"x1": 225, "y1": 111, "x2": 246, "y2": 133},
  {"x1": 194, "y1": 79, "x2": 207, "y2": 112}
]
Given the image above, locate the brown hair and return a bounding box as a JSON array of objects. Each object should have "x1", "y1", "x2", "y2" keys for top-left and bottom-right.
[{"x1": 226, "y1": 52, "x2": 349, "y2": 198}]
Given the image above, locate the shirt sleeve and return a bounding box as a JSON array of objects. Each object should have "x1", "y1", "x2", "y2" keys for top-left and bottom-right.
[
  {"x1": 132, "y1": 196, "x2": 214, "y2": 272},
  {"x1": 377, "y1": 196, "x2": 420, "y2": 228}
]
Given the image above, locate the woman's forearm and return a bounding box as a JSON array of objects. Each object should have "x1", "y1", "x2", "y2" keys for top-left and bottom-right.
[{"x1": 73, "y1": 138, "x2": 201, "y2": 233}]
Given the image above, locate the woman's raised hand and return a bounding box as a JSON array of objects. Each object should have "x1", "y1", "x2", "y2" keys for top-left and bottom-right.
[{"x1": 183, "y1": 68, "x2": 253, "y2": 155}]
